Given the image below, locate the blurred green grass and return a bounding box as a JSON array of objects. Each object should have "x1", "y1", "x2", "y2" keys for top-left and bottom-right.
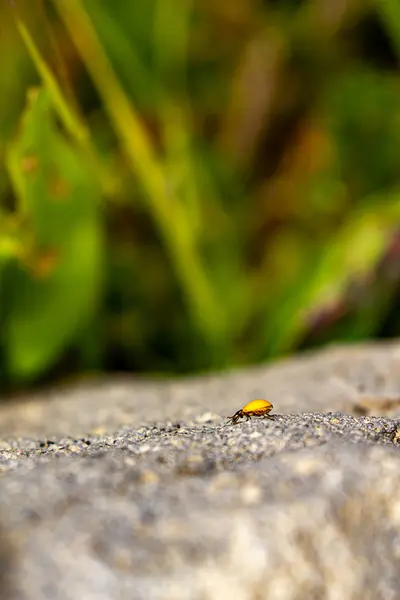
[{"x1": 1, "y1": 0, "x2": 400, "y2": 389}]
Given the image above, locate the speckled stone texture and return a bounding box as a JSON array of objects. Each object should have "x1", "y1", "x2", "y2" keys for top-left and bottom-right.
[{"x1": 1, "y1": 342, "x2": 400, "y2": 600}]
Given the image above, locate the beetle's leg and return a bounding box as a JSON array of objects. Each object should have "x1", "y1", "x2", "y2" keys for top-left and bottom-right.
[
  {"x1": 233, "y1": 412, "x2": 243, "y2": 424},
  {"x1": 266, "y1": 414, "x2": 275, "y2": 420},
  {"x1": 227, "y1": 411, "x2": 241, "y2": 425}
]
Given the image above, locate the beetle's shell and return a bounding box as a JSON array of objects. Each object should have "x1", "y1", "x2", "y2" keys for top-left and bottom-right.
[{"x1": 241, "y1": 399, "x2": 273, "y2": 415}]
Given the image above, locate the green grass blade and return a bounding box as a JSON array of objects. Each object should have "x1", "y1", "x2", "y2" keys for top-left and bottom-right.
[{"x1": 54, "y1": 0, "x2": 224, "y2": 344}]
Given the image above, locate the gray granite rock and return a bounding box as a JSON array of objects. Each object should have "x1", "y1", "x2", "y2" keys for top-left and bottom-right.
[{"x1": 1, "y1": 342, "x2": 400, "y2": 600}]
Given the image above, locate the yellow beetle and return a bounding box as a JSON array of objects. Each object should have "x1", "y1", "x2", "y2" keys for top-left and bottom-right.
[{"x1": 227, "y1": 399, "x2": 274, "y2": 425}]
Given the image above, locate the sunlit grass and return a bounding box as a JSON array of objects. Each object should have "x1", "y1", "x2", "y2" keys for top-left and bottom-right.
[{"x1": 1, "y1": 0, "x2": 400, "y2": 386}]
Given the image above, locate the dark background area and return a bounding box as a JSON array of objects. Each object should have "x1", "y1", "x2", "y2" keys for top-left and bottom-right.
[{"x1": 1, "y1": 0, "x2": 400, "y2": 392}]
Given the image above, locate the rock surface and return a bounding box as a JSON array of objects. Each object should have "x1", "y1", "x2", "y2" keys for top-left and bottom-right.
[{"x1": 1, "y1": 342, "x2": 400, "y2": 600}]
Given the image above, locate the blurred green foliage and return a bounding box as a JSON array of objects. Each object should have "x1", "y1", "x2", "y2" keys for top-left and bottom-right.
[{"x1": 1, "y1": 0, "x2": 400, "y2": 389}]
